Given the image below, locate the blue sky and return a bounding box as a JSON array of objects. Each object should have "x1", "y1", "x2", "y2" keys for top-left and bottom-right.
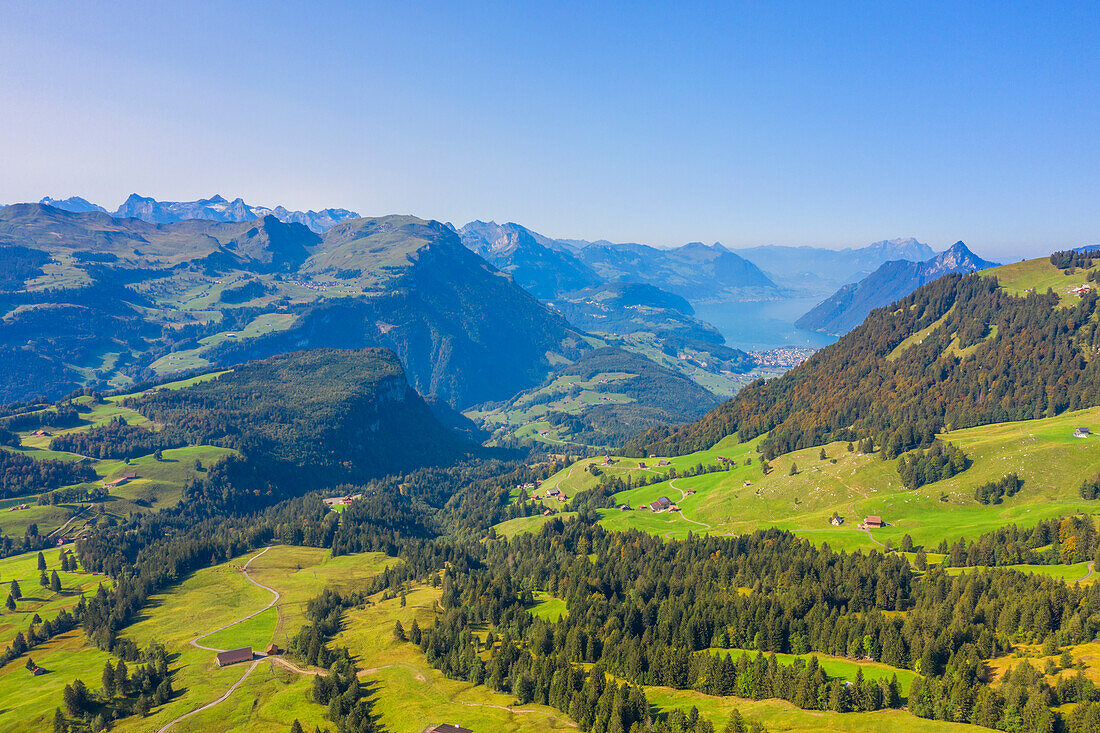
[{"x1": 1, "y1": 1, "x2": 1097, "y2": 257}]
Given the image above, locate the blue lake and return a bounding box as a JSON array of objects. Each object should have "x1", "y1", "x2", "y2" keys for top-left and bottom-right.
[{"x1": 694, "y1": 297, "x2": 838, "y2": 352}]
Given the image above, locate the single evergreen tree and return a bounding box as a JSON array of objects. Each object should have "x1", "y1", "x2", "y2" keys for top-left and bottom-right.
[
  {"x1": 393, "y1": 620, "x2": 406, "y2": 641},
  {"x1": 37, "y1": 551, "x2": 46, "y2": 571},
  {"x1": 10, "y1": 578, "x2": 21, "y2": 600},
  {"x1": 50, "y1": 570, "x2": 61, "y2": 593}
]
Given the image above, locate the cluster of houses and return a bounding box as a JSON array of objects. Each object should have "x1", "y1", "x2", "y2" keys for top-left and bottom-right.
[
  {"x1": 102, "y1": 472, "x2": 137, "y2": 489},
  {"x1": 7, "y1": 503, "x2": 30, "y2": 512},
  {"x1": 323, "y1": 493, "x2": 362, "y2": 508},
  {"x1": 1070, "y1": 284, "x2": 1092, "y2": 296}
]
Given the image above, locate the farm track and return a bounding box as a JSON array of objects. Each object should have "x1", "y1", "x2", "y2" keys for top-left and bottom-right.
[
  {"x1": 47, "y1": 505, "x2": 89, "y2": 539},
  {"x1": 666, "y1": 479, "x2": 713, "y2": 538},
  {"x1": 158, "y1": 547, "x2": 278, "y2": 731},
  {"x1": 155, "y1": 659, "x2": 262, "y2": 732},
  {"x1": 190, "y1": 546, "x2": 279, "y2": 653}
]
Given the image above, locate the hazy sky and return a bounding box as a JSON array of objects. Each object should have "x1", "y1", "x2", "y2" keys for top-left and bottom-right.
[{"x1": 2, "y1": 2, "x2": 1097, "y2": 258}]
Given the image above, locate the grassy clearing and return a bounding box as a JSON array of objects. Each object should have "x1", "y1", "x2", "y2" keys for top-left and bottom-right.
[
  {"x1": 0, "y1": 545, "x2": 399, "y2": 733},
  {"x1": 985, "y1": 257, "x2": 1100, "y2": 304},
  {"x1": 703, "y1": 649, "x2": 918, "y2": 691},
  {"x1": 0, "y1": 545, "x2": 103, "y2": 648},
  {"x1": 529, "y1": 592, "x2": 569, "y2": 621},
  {"x1": 643, "y1": 686, "x2": 985, "y2": 732}
]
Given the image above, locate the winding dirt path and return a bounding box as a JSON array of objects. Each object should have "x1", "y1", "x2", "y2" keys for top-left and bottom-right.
[
  {"x1": 662, "y1": 479, "x2": 713, "y2": 538},
  {"x1": 191, "y1": 547, "x2": 279, "y2": 653},
  {"x1": 158, "y1": 547, "x2": 278, "y2": 732}
]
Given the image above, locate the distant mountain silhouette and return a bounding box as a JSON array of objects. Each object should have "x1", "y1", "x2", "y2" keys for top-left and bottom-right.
[
  {"x1": 796, "y1": 242, "x2": 999, "y2": 335},
  {"x1": 40, "y1": 193, "x2": 359, "y2": 233}
]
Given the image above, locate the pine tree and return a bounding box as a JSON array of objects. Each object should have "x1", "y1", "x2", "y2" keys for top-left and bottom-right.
[
  {"x1": 10, "y1": 579, "x2": 21, "y2": 600},
  {"x1": 789, "y1": 462, "x2": 798, "y2": 476},
  {"x1": 724, "y1": 708, "x2": 747, "y2": 733},
  {"x1": 50, "y1": 570, "x2": 61, "y2": 593},
  {"x1": 393, "y1": 620, "x2": 406, "y2": 641},
  {"x1": 37, "y1": 552, "x2": 46, "y2": 571},
  {"x1": 39, "y1": 570, "x2": 49, "y2": 588},
  {"x1": 52, "y1": 708, "x2": 66, "y2": 733},
  {"x1": 5, "y1": 593, "x2": 14, "y2": 611},
  {"x1": 819, "y1": 448, "x2": 827, "y2": 460},
  {"x1": 102, "y1": 661, "x2": 116, "y2": 697},
  {"x1": 290, "y1": 721, "x2": 306, "y2": 733}
]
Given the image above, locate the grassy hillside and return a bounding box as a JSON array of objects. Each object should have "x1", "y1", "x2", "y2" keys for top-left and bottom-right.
[
  {"x1": 0, "y1": 545, "x2": 397, "y2": 733},
  {"x1": 525, "y1": 405, "x2": 1100, "y2": 556}
]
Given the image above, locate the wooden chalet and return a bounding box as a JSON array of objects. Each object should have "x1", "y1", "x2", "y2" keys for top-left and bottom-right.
[
  {"x1": 863, "y1": 515, "x2": 885, "y2": 529},
  {"x1": 103, "y1": 472, "x2": 138, "y2": 489},
  {"x1": 1075, "y1": 427, "x2": 1091, "y2": 438},
  {"x1": 427, "y1": 725, "x2": 473, "y2": 733},
  {"x1": 648, "y1": 496, "x2": 673, "y2": 512},
  {"x1": 657, "y1": 460, "x2": 671, "y2": 467},
  {"x1": 215, "y1": 647, "x2": 253, "y2": 667},
  {"x1": 265, "y1": 643, "x2": 280, "y2": 656}
]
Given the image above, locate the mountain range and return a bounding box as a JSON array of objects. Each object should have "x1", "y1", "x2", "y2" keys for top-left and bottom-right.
[
  {"x1": 0, "y1": 204, "x2": 585, "y2": 407},
  {"x1": 795, "y1": 241, "x2": 999, "y2": 335},
  {"x1": 40, "y1": 194, "x2": 360, "y2": 233},
  {"x1": 734, "y1": 237, "x2": 936, "y2": 294}
]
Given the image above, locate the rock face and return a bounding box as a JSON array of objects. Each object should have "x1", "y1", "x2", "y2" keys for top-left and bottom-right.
[
  {"x1": 458, "y1": 221, "x2": 602, "y2": 298},
  {"x1": 40, "y1": 193, "x2": 359, "y2": 232},
  {"x1": 795, "y1": 242, "x2": 999, "y2": 336},
  {"x1": 39, "y1": 196, "x2": 107, "y2": 214}
]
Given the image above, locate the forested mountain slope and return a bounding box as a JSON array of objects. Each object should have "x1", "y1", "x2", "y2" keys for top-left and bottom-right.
[
  {"x1": 130, "y1": 348, "x2": 474, "y2": 489},
  {"x1": 470, "y1": 347, "x2": 721, "y2": 446},
  {"x1": 630, "y1": 256, "x2": 1100, "y2": 459},
  {"x1": 0, "y1": 205, "x2": 585, "y2": 407}
]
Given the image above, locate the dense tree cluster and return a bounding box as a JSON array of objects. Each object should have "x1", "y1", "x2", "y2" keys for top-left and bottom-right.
[
  {"x1": 286, "y1": 589, "x2": 381, "y2": 732},
  {"x1": 0, "y1": 447, "x2": 97, "y2": 499},
  {"x1": 939, "y1": 515, "x2": 1100, "y2": 567},
  {"x1": 973, "y1": 473, "x2": 1023, "y2": 504},
  {"x1": 896, "y1": 440, "x2": 970, "y2": 490},
  {"x1": 58, "y1": 643, "x2": 172, "y2": 731},
  {"x1": 49, "y1": 417, "x2": 184, "y2": 460}
]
